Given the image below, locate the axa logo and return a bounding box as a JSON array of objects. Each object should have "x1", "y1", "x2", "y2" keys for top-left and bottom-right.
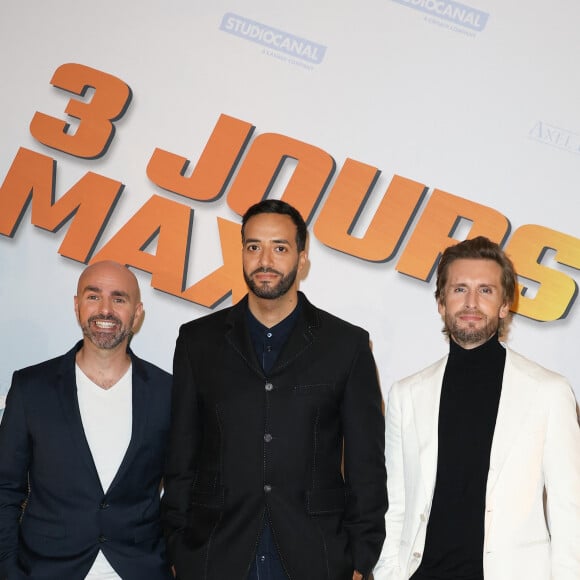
[{"x1": 529, "y1": 121, "x2": 580, "y2": 155}]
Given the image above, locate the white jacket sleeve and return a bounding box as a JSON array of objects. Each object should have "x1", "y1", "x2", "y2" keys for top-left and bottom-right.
[
  {"x1": 374, "y1": 382, "x2": 405, "y2": 580},
  {"x1": 543, "y1": 378, "x2": 580, "y2": 579}
]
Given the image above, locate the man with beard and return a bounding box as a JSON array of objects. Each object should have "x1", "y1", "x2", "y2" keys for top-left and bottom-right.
[
  {"x1": 0, "y1": 261, "x2": 173, "y2": 580},
  {"x1": 373, "y1": 236, "x2": 580, "y2": 580},
  {"x1": 162, "y1": 200, "x2": 387, "y2": 580}
]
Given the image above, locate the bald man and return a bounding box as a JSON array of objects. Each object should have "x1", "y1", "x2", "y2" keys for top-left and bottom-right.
[{"x1": 0, "y1": 261, "x2": 173, "y2": 580}]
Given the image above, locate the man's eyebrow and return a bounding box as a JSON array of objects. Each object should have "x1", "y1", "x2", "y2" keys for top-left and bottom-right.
[
  {"x1": 81, "y1": 286, "x2": 130, "y2": 298},
  {"x1": 244, "y1": 238, "x2": 291, "y2": 244},
  {"x1": 449, "y1": 282, "x2": 499, "y2": 288}
]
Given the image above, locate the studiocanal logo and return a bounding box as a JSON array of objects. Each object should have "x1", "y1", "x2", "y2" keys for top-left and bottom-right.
[
  {"x1": 220, "y1": 13, "x2": 326, "y2": 69},
  {"x1": 393, "y1": 0, "x2": 489, "y2": 34}
]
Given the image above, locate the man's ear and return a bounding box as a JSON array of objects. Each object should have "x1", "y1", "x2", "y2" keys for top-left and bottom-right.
[
  {"x1": 499, "y1": 301, "x2": 510, "y2": 319},
  {"x1": 132, "y1": 302, "x2": 145, "y2": 333},
  {"x1": 74, "y1": 296, "x2": 80, "y2": 323}
]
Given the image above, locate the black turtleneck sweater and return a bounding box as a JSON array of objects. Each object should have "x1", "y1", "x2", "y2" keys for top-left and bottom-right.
[{"x1": 411, "y1": 335, "x2": 506, "y2": 580}]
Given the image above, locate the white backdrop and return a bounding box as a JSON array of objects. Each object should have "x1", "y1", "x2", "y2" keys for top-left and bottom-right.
[{"x1": 1, "y1": 0, "x2": 580, "y2": 411}]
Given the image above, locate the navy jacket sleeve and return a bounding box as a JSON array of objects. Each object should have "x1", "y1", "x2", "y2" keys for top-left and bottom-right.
[{"x1": 0, "y1": 372, "x2": 31, "y2": 579}]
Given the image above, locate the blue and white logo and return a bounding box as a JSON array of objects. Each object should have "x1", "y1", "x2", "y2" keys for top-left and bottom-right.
[
  {"x1": 220, "y1": 13, "x2": 327, "y2": 65},
  {"x1": 393, "y1": 0, "x2": 489, "y2": 32}
]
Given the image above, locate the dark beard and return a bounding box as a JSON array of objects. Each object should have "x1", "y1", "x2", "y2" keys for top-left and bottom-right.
[
  {"x1": 447, "y1": 313, "x2": 498, "y2": 347},
  {"x1": 244, "y1": 266, "x2": 298, "y2": 300},
  {"x1": 82, "y1": 315, "x2": 133, "y2": 350}
]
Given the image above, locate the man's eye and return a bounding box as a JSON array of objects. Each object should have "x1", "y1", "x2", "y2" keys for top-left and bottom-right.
[
  {"x1": 274, "y1": 246, "x2": 287, "y2": 252},
  {"x1": 480, "y1": 287, "x2": 492, "y2": 294}
]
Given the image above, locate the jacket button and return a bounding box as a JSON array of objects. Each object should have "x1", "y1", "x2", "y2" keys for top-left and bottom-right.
[
  {"x1": 264, "y1": 484, "x2": 272, "y2": 493},
  {"x1": 265, "y1": 382, "x2": 273, "y2": 392},
  {"x1": 99, "y1": 501, "x2": 109, "y2": 509},
  {"x1": 98, "y1": 535, "x2": 107, "y2": 543},
  {"x1": 264, "y1": 433, "x2": 273, "y2": 442}
]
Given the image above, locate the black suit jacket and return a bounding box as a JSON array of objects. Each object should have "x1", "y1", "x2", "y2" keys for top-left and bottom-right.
[
  {"x1": 162, "y1": 293, "x2": 387, "y2": 580},
  {"x1": 0, "y1": 342, "x2": 173, "y2": 580}
]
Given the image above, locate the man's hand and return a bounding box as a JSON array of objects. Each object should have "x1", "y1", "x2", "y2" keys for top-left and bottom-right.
[{"x1": 353, "y1": 571, "x2": 363, "y2": 580}]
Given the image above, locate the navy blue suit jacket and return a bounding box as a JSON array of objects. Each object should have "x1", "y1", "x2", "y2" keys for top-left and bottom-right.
[{"x1": 0, "y1": 342, "x2": 173, "y2": 580}]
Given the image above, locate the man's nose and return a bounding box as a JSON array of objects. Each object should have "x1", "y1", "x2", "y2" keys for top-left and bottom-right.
[
  {"x1": 98, "y1": 297, "x2": 113, "y2": 314},
  {"x1": 464, "y1": 289, "x2": 478, "y2": 308},
  {"x1": 258, "y1": 250, "x2": 273, "y2": 268}
]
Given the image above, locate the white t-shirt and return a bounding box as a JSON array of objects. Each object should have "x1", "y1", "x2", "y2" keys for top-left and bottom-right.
[{"x1": 76, "y1": 364, "x2": 132, "y2": 580}]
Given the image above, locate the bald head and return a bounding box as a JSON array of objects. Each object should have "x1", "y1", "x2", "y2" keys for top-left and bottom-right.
[
  {"x1": 75, "y1": 261, "x2": 143, "y2": 351},
  {"x1": 77, "y1": 261, "x2": 141, "y2": 303}
]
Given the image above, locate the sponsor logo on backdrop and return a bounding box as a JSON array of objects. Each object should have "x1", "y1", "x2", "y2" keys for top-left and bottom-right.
[
  {"x1": 529, "y1": 121, "x2": 580, "y2": 155},
  {"x1": 220, "y1": 13, "x2": 326, "y2": 69},
  {"x1": 393, "y1": 0, "x2": 489, "y2": 36},
  {"x1": 1, "y1": 63, "x2": 580, "y2": 329}
]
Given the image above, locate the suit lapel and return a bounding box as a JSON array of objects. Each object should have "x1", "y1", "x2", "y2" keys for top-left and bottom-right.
[
  {"x1": 225, "y1": 293, "x2": 317, "y2": 377},
  {"x1": 107, "y1": 352, "x2": 148, "y2": 491},
  {"x1": 56, "y1": 343, "x2": 102, "y2": 489},
  {"x1": 410, "y1": 357, "x2": 447, "y2": 500},
  {"x1": 487, "y1": 348, "x2": 537, "y2": 492},
  {"x1": 225, "y1": 296, "x2": 265, "y2": 377},
  {"x1": 56, "y1": 345, "x2": 155, "y2": 494},
  {"x1": 407, "y1": 348, "x2": 539, "y2": 507},
  {"x1": 270, "y1": 298, "x2": 317, "y2": 374}
]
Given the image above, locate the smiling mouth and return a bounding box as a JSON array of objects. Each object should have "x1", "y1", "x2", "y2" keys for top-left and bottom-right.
[
  {"x1": 95, "y1": 321, "x2": 116, "y2": 328},
  {"x1": 91, "y1": 318, "x2": 119, "y2": 330}
]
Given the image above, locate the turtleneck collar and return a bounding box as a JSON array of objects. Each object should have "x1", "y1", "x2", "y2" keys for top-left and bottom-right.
[{"x1": 448, "y1": 332, "x2": 505, "y2": 367}]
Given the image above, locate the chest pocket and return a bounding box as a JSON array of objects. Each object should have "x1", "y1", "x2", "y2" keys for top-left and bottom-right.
[{"x1": 293, "y1": 383, "x2": 335, "y2": 396}]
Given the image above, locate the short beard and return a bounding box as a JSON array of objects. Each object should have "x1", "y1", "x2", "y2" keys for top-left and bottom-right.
[
  {"x1": 244, "y1": 266, "x2": 298, "y2": 300},
  {"x1": 445, "y1": 311, "x2": 499, "y2": 347},
  {"x1": 82, "y1": 315, "x2": 133, "y2": 350}
]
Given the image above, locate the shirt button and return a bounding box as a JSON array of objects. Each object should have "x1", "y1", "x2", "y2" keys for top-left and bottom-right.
[
  {"x1": 264, "y1": 433, "x2": 273, "y2": 443},
  {"x1": 265, "y1": 382, "x2": 273, "y2": 392},
  {"x1": 264, "y1": 484, "x2": 272, "y2": 493},
  {"x1": 266, "y1": 332, "x2": 273, "y2": 338},
  {"x1": 420, "y1": 514, "x2": 426, "y2": 522},
  {"x1": 412, "y1": 551, "x2": 421, "y2": 559}
]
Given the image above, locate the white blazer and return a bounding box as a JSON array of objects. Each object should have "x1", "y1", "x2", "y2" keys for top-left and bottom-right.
[{"x1": 374, "y1": 348, "x2": 580, "y2": 580}]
